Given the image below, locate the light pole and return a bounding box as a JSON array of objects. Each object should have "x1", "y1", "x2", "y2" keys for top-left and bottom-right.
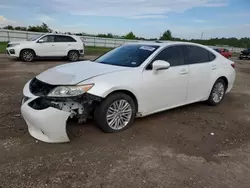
[{"x1": 201, "y1": 32, "x2": 204, "y2": 40}]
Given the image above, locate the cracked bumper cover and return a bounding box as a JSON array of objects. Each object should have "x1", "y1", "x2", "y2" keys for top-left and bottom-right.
[
  {"x1": 21, "y1": 80, "x2": 71, "y2": 143},
  {"x1": 21, "y1": 100, "x2": 71, "y2": 143}
]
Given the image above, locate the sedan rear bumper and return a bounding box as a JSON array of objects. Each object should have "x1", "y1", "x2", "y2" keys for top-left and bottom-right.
[{"x1": 21, "y1": 99, "x2": 71, "y2": 143}]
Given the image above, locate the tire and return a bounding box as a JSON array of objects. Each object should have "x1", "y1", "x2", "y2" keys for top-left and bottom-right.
[
  {"x1": 68, "y1": 50, "x2": 79, "y2": 62},
  {"x1": 94, "y1": 92, "x2": 136, "y2": 133},
  {"x1": 207, "y1": 79, "x2": 226, "y2": 106},
  {"x1": 20, "y1": 49, "x2": 35, "y2": 62}
]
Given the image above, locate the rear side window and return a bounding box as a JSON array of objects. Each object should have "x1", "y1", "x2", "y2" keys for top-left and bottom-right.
[
  {"x1": 186, "y1": 45, "x2": 212, "y2": 64},
  {"x1": 55, "y1": 36, "x2": 77, "y2": 42},
  {"x1": 209, "y1": 52, "x2": 216, "y2": 61},
  {"x1": 153, "y1": 46, "x2": 185, "y2": 67}
]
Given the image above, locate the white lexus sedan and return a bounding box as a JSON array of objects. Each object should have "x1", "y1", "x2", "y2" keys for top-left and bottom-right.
[{"x1": 21, "y1": 42, "x2": 235, "y2": 143}]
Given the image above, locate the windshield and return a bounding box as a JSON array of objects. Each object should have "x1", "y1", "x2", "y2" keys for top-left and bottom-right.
[
  {"x1": 95, "y1": 44, "x2": 159, "y2": 67},
  {"x1": 27, "y1": 34, "x2": 44, "y2": 41}
]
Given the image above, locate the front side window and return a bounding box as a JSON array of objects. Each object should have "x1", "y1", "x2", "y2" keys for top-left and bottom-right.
[
  {"x1": 40, "y1": 35, "x2": 55, "y2": 42},
  {"x1": 55, "y1": 36, "x2": 77, "y2": 42},
  {"x1": 95, "y1": 44, "x2": 159, "y2": 67},
  {"x1": 186, "y1": 45, "x2": 211, "y2": 64},
  {"x1": 153, "y1": 45, "x2": 185, "y2": 67}
]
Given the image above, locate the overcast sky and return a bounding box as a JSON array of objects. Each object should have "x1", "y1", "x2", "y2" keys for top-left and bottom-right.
[{"x1": 0, "y1": 0, "x2": 250, "y2": 39}]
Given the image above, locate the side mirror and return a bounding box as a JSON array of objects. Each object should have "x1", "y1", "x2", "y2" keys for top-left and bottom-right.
[
  {"x1": 38, "y1": 39, "x2": 44, "y2": 43},
  {"x1": 152, "y1": 60, "x2": 170, "y2": 71}
]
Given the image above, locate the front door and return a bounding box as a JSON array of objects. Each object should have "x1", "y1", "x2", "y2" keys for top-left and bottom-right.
[
  {"x1": 141, "y1": 45, "x2": 189, "y2": 114},
  {"x1": 34, "y1": 35, "x2": 56, "y2": 56}
]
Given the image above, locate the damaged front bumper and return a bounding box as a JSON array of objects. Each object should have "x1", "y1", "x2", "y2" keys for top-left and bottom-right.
[
  {"x1": 21, "y1": 80, "x2": 101, "y2": 143},
  {"x1": 21, "y1": 100, "x2": 71, "y2": 143}
]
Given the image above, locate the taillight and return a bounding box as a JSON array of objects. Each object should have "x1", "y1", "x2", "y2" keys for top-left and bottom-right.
[{"x1": 231, "y1": 63, "x2": 235, "y2": 68}]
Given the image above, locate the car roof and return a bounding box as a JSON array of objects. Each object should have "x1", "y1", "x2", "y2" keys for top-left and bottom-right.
[
  {"x1": 45, "y1": 33, "x2": 76, "y2": 37},
  {"x1": 126, "y1": 41, "x2": 211, "y2": 49}
]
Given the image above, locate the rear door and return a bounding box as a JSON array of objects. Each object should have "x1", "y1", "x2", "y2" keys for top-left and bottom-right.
[
  {"x1": 184, "y1": 45, "x2": 215, "y2": 103},
  {"x1": 54, "y1": 35, "x2": 78, "y2": 56}
]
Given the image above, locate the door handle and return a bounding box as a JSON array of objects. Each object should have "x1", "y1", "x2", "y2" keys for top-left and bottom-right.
[
  {"x1": 180, "y1": 69, "x2": 188, "y2": 75},
  {"x1": 68, "y1": 44, "x2": 71, "y2": 46},
  {"x1": 52, "y1": 44, "x2": 55, "y2": 46},
  {"x1": 212, "y1": 65, "x2": 217, "y2": 70}
]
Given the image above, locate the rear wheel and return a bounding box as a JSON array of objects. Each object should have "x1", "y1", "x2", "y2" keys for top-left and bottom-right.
[
  {"x1": 68, "y1": 51, "x2": 79, "y2": 62},
  {"x1": 207, "y1": 79, "x2": 226, "y2": 106},
  {"x1": 20, "y1": 50, "x2": 35, "y2": 62},
  {"x1": 94, "y1": 93, "x2": 136, "y2": 133}
]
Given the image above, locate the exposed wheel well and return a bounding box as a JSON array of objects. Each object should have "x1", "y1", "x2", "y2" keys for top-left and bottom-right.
[
  {"x1": 67, "y1": 50, "x2": 79, "y2": 56},
  {"x1": 217, "y1": 76, "x2": 228, "y2": 90},
  {"x1": 20, "y1": 49, "x2": 36, "y2": 58},
  {"x1": 106, "y1": 90, "x2": 138, "y2": 112}
]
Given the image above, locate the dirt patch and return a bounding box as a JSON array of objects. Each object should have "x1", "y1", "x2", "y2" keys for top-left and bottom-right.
[{"x1": 0, "y1": 55, "x2": 250, "y2": 188}]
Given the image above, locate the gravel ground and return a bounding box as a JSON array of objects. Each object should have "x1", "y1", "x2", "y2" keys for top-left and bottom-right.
[{"x1": 0, "y1": 54, "x2": 250, "y2": 188}]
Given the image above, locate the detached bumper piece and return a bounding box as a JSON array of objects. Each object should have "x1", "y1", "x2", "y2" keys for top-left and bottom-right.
[
  {"x1": 21, "y1": 99, "x2": 71, "y2": 143},
  {"x1": 21, "y1": 93, "x2": 102, "y2": 143}
]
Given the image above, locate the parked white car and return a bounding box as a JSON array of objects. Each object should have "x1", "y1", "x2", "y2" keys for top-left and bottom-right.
[
  {"x1": 6, "y1": 34, "x2": 84, "y2": 62},
  {"x1": 21, "y1": 42, "x2": 235, "y2": 143}
]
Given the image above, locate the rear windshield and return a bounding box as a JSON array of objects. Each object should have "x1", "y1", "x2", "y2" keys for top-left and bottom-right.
[{"x1": 95, "y1": 44, "x2": 159, "y2": 67}]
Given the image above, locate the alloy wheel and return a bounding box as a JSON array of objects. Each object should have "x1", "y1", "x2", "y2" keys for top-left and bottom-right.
[
  {"x1": 212, "y1": 82, "x2": 225, "y2": 103},
  {"x1": 22, "y1": 51, "x2": 34, "y2": 62},
  {"x1": 69, "y1": 51, "x2": 79, "y2": 61},
  {"x1": 106, "y1": 99, "x2": 132, "y2": 130}
]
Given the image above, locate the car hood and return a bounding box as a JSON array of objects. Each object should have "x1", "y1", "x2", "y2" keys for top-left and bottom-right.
[
  {"x1": 36, "y1": 61, "x2": 129, "y2": 85},
  {"x1": 8, "y1": 40, "x2": 32, "y2": 44}
]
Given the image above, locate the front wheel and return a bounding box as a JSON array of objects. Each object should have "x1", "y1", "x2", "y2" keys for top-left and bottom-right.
[
  {"x1": 20, "y1": 50, "x2": 35, "y2": 62},
  {"x1": 68, "y1": 51, "x2": 79, "y2": 62},
  {"x1": 94, "y1": 93, "x2": 136, "y2": 133},
  {"x1": 207, "y1": 79, "x2": 226, "y2": 106}
]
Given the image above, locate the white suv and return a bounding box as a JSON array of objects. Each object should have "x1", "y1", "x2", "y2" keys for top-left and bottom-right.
[{"x1": 6, "y1": 34, "x2": 84, "y2": 62}]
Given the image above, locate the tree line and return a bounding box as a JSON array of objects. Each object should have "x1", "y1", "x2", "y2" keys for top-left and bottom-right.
[
  {"x1": 1, "y1": 24, "x2": 250, "y2": 48},
  {"x1": 3, "y1": 23, "x2": 52, "y2": 33}
]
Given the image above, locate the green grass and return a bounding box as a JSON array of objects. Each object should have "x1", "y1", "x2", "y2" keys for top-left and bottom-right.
[
  {"x1": 85, "y1": 46, "x2": 113, "y2": 56},
  {"x1": 232, "y1": 52, "x2": 240, "y2": 57},
  {"x1": 0, "y1": 42, "x2": 7, "y2": 53}
]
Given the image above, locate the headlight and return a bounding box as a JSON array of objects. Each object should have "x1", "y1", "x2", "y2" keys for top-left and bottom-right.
[
  {"x1": 47, "y1": 84, "x2": 94, "y2": 97},
  {"x1": 8, "y1": 43, "x2": 20, "y2": 47}
]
